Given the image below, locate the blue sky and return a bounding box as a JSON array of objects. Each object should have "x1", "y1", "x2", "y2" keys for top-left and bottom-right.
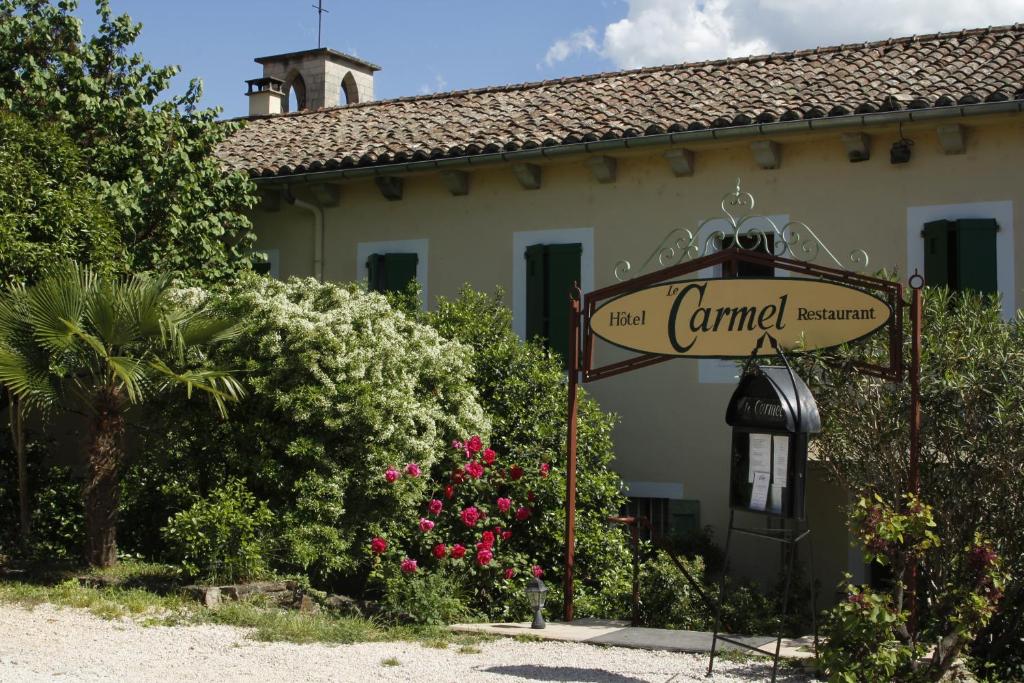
[
  {"x1": 79, "y1": 1, "x2": 1024, "y2": 119},
  {"x1": 81, "y1": 1, "x2": 627, "y2": 119}
]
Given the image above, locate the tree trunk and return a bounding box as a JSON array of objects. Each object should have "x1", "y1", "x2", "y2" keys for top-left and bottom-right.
[
  {"x1": 83, "y1": 386, "x2": 124, "y2": 568},
  {"x1": 7, "y1": 393, "x2": 30, "y2": 547}
]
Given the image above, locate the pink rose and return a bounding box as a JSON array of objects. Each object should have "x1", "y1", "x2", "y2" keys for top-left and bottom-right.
[
  {"x1": 467, "y1": 435, "x2": 483, "y2": 453},
  {"x1": 385, "y1": 467, "x2": 400, "y2": 483},
  {"x1": 460, "y1": 506, "x2": 481, "y2": 527},
  {"x1": 432, "y1": 543, "x2": 447, "y2": 559},
  {"x1": 465, "y1": 461, "x2": 484, "y2": 479},
  {"x1": 405, "y1": 462, "x2": 421, "y2": 477},
  {"x1": 482, "y1": 448, "x2": 496, "y2": 465},
  {"x1": 496, "y1": 497, "x2": 512, "y2": 513},
  {"x1": 481, "y1": 531, "x2": 495, "y2": 548},
  {"x1": 476, "y1": 548, "x2": 493, "y2": 566},
  {"x1": 451, "y1": 439, "x2": 464, "y2": 451},
  {"x1": 502, "y1": 531, "x2": 512, "y2": 541},
  {"x1": 532, "y1": 565, "x2": 544, "y2": 578},
  {"x1": 419, "y1": 518, "x2": 435, "y2": 533},
  {"x1": 504, "y1": 568, "x2": 516, "y2": 580},
  {"x1": 509, "y1": 465, "x2": 524, "y2": 481},
  {"x1": 515, "y1": 506, "x2": 532, "y2": 521},
  {"x1": 450, "y1": 544, "x2": 466, "y2": 559},
  {"x1": 539, "y1": 463, "x2": 551, "y2": 477},
  {"x1": 400, "y1": 558, "x2": 418, "y2": 573},
  {"x1": 428, "y1": 498, "x2": 443, "y2": 516},
  {"x1": 370, "y1": 537, "x2": 387, "y2": 554}
]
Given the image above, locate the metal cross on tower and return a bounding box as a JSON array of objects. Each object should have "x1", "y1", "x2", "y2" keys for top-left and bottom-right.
[{"x1": 312, "y1": 0, "x2": 329, "y2": 49}]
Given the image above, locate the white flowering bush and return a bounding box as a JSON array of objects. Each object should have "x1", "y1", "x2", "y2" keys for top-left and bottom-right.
[{"x1": 122, "y1": 276, "x2": 486, "y2": 584}]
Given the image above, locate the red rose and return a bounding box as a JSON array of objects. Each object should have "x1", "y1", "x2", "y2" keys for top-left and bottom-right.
[
  {"x1": 370, "y1": 537, "x2": 387, "y2": 554},
  {"x1": 385, "y1": 467, "x2": 400, "y2": 483},
  {"x1": 467, "y1": 435, "x2": 483, "y2": 453},
  {"x1": 503, "y1": 568, "x2": 516, "y2": 580},
  {"x1": 432, "y1": 543, "x2": 447, "y2": 559},
  {"x1": 481, "y1": 531, "x2": 495, "y2": 548},
  {"x1": 476, "y1": 548, "x2": 493, "y2": 566},
  {"x1": 444, "y1": 484, "x2": 455, "y2": 500},
  {"x1": 450, "y1": 544, "x2": 466, "y2": 559},
  {"x1": 527, "y1": 491, "x2": 536, "y2": 502},
  {"x1": 465, "y1": 461, "x2": 485, "y2": 479},
  {"x1": 400, "y1": 558, "x2": 418, "y2": 574},
  {"x1": 515, "y1": 506, "x2": 532, "y2": 521},
  {"x1": 482, "y1": 448, "x2": 496, "y2": 465},
  {"x1": 502, "y1": 531, "x2": 513, "y2": 541},
  {"x1": 496, "y1": 497, "x2": 512, "y2": 513},
  {"x1": 532, "y1": 565, "x2": 544, "y2": 578},
  {"x1": 452, "y1": 466, "x2": 466, "y2": 485},
  {"x1": 510, "y1": 466, "x2": 524, "y2": 481},
  {"x1": 428, "y1": 498, "x2": 443, "y2": 516},
  {"x1": 539, "y1": 463, "x2": 550, "y2": 477},
  {"x1": 460, "y1": 506, "x2": 481, "y2": 527}
]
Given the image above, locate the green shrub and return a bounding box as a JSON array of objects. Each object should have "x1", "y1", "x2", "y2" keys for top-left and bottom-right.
[
  {"x1": 124, "y1": 276, "x2": 484, "y2": 587},
  {"x1": 637, "y1": 552, "x2": 711, "y2": 629},
  {"x1": 161, "y1": 480, "x2": 274, "y2": 584},
  {"x1": 381, "y1": 568, "x2": 474, "y2": 626},
  {"x1": 820, "y1": 584, "x2": 919, "y2": 683},
  {"x1": 0, "y1": 438, "x2": 83, "y2": 562},
  {"x1": 426, "y1": 287, "x2": 632, "y2": 619}
]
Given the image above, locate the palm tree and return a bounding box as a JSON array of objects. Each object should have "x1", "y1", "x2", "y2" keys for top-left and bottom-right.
[{"x1": 0, "y1": 262, "x2": 244, "y2": 567}]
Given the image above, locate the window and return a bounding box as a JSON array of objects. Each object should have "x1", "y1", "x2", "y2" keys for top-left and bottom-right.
[
  {"x1": 721, "y1": 233, "x2": 775, "y2": 278},
  {"x1": 252, "y1": 248, "x2": 279, "y2": 279},
  {"x1": 525, "y1": 243, "x2": 581, "y2": 365},
  {"x1": 922, "y1": 219, "x2": 998, "y2": 294},
  {"x1": 366, "y1": 252, "x2": 418, "y2": 294},
  {"x1": 621, "y1": 498, "x2": 701, "y2": 541}
]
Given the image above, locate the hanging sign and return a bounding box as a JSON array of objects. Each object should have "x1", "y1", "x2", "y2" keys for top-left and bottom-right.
[{"x1": 590, "y1": 278, "x2": 891, "y2": 358}]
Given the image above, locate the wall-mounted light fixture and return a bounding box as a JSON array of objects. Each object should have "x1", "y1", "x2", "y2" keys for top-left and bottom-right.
[{"x1": 890, "y1": 122, "x2": 914, "y2": 164}]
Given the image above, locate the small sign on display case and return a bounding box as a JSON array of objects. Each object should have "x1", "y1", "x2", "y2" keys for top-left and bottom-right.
[{"x1": 725, "y1": 363, "x2": 821, "y2": 519}]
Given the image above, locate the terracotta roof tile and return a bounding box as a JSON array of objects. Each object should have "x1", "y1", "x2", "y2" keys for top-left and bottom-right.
[{"x1": 218, "y1": 24, "x2": 1024, "y2": 177}]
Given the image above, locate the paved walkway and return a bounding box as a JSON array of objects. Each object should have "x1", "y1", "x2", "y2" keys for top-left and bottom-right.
[{"x1": 451, "y1": 619, "x2": 817, "y2": 660}]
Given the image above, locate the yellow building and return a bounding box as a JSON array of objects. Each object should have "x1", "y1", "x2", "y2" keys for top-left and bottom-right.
[{"x1": 219, "y1": 26, "x2": 1024, "y2": 598}]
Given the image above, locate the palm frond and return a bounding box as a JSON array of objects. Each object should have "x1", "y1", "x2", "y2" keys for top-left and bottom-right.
[
  {"x1": 25, "y1": 261, "x2": 92, "y2": 353},
  {"x1": 149, "y1": 357, "x2": 246, "y2": 418},
  {"x1": 0, "y1": 347, "x2": 61, "y2": 412},
  {"x1": 107, "y1": 355, "x2": 151, "y2": 404}
]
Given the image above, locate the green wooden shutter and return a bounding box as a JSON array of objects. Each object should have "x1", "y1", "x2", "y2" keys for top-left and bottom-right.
[
  {"x1": 383, "y1": 253, "x2": 418, "y2": 293},
  {"x1": 955, "y1": 219, "x2": 998, "y2": 295},
  {"x1": 922, "y1": 220, "x2": 952, "y2": 287},
  {"x1": 367, "y1": 253, "x2": 418, "y2": 293},
  {"x1": 366, "y1": 253, "x2": 387, "y2": 292},
  {"x1": 525, "y1": 245, "x2": 546, "y2": 341},
  {"x1": 545, "y1": 243, "x2": 582, "y2": 365},
  {"x1": 669, "y1": 499, "x2": 701, "y2": 538}
]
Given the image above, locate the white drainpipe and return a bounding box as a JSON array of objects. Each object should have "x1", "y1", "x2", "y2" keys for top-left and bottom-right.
[{"x1": 286, "y1": 190, "x2": 324, "y2": 281}]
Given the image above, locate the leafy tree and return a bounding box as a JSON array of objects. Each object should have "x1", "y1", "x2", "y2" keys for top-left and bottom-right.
[
  {"x1": 792, "y1": 288, "x2": 1024, "y2": 677},
  {"x1": 0, "y1": 111, "x2": 121, "y2": 286},
  {"x1": 0, "y1": 0, "x2": 258, "y2": 283},
  {"x1": 0, "y1": 262, "x2": 244, "y2": 566}
]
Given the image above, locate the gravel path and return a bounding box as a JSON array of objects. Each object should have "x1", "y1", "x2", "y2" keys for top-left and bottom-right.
[{"x1": 0, "y1": 604, "x2": 809, "y2": 682}]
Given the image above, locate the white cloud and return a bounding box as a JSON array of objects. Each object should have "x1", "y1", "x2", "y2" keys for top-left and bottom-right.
[
  {"x1": 543, "y1": 27, "x2": 599, "y2": 66},
  {"x1": 418, "y1": 74, "x2": 448, "y2": 95},
  {"x1": 546, "y1": 0, "x2": 1024, "y2": 70}
]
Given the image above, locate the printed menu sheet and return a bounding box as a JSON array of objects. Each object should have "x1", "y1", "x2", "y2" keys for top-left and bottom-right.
[
  {"x1": 748, "y1": 433, "x2": 771, "y2": 482},
  {"x1": 750, "y1": 471, "x2": 770, "y2": 511},
  {"x1": 772, "y1": 435, "x2": 789, "y2": 484}
]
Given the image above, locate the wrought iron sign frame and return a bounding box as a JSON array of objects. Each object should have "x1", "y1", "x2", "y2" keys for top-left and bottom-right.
[{"x1": 561, "y1": 183, "x2": 925, "y2": 670}]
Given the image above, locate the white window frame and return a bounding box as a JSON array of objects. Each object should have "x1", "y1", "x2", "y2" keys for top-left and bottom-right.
[
  {"x1": 512, "y1": 228, "x2": 594, "y2": 339},
  {"x1": 697, "y1": 214, "x2": 789, "y2": 383},
  {"x1": 355, "y1": 239, "x2": 429, "y2": 310},
  {"x1": 906, "y1": 201, "x2": 1014, "y2": 320}
]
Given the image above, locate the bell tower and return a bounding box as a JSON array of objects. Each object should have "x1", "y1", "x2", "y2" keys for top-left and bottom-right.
[{"x1": 246, "y1": 48, "x2": 380, "y2": 116}]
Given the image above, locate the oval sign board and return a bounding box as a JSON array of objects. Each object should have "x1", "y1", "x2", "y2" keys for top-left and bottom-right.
[{"x1": 591, "y1": 278, "x2": 891, "y2": 358}]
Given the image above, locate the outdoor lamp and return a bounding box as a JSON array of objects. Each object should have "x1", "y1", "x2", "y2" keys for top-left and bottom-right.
[
  {"x1": 525, "y1": 576, "x2": 548, "y2": 629},
  {"x1": 890, "y1": 123, "x2": 914, "y2": 164}
]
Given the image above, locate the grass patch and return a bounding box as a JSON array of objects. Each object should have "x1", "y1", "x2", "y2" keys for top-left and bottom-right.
[
  {"x1": 0, "y1": 569, "x2": 498, "y2": 648},
  {"x1": 458, "y1": 645, "x2": 482, "y2": 654},
  {"x1": 380, "y1": 657, "x2": 401, "y2": 667}
]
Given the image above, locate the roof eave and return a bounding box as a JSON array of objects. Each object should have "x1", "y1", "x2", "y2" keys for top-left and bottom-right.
[{"x1": 249, "y1": 99, "x2": 1024, "y2": 186}]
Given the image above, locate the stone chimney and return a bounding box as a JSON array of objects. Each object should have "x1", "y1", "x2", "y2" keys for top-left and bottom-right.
[{"x1": 248, "y1": 48, "x2": 380, "y2": 115}]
